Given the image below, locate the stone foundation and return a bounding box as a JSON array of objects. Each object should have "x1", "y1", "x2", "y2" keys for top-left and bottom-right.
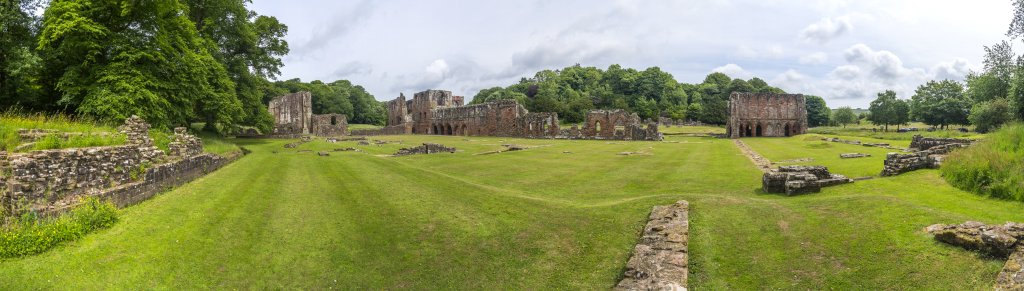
[
  {"x1": 616, "y1": 200, "x2": 689, "y2": 290},
  {"x1": 762, "y1": 166, "x2": 852, "y2": 195},
  {"x1": 881, "y1": 152, "x2": 937, "y2": 176},
  {"x1": 910, "y1": 135, "x2": 973, "y2": 151},
  {"x1": 926, "y1": 221, "x2": 1024, "y2": 290},
  {"x1": 393, "y1": 143, "x2": 456, "y2": 156}
]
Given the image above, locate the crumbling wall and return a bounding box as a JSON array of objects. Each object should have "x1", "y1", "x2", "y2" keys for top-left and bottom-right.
[
  {"x1": 311, "y1": 114, "x2": 348, "y2": 136},
  {"x1": 379, "y1": 89, "x2": 660, "y2": 140},
  {"x1": 1, "y1": 117, "x2": 165, "y2": 215},
  {"x1": 268, "y1": 91, "x2": 312, "y2": 135},
  {"x1": 616, "y1": 200, "x2": 689, "y2": 290},
  {"x1": 168, "y1": 127, "x2": 203, "y2": 158},
  {"x1": 1, "y1": 116, "x2": 239, "y2": 217},
  {"x1": 881, "y1": 152, "x2": 937, "y2": 176},
  {"x1": 926, "y1": 221, "x2": 1024, "y2": 290},
  {"x1": 762, "y1": 165, "x2": 852, "y2": 195},
  {"x1": 727, "y1": 92, "x2": 808, "y2": 138},
  {"x1": 910, "y1": 135, "x2": 973, "y2": 151},
  {"x1": 98, "y1": 152, "x2": 239, "y2": 208}
]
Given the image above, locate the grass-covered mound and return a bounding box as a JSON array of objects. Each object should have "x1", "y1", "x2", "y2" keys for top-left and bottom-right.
[
  {"x1": 0, "y1": 111, "x2": 125, "y2": 152},
  {"x1": 941, "y1": 123, "x2": 1024, "y2": 200},
  {"x1": 1, "y1": 198, "x2": 118, "y2": 258}
]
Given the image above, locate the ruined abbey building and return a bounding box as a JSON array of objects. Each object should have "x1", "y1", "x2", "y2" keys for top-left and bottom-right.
[
  {"x1": 267, "y1": 91, "x2": 348, "y2": 137},
  {"x1": 727, "y1": 92, "x2": 808, "y2": 138},
  {"x1": 360, "y1": 89, "x2": 661, "y2": 141}
]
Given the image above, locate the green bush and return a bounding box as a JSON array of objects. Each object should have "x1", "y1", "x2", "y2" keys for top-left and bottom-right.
[
  {"x1": 0, "y1": 197, "x2": 119, "y2": 258},
  {"x1": 941, "y1": 123, "x2": 1024, "y2": 201}
]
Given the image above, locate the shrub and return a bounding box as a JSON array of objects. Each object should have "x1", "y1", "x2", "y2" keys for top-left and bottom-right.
[
  {"x1": 0, "y1": 197, "x2": 119, "y2": 258},
  {"x1": 941, "y1": 123, "x2": 1024, "y2": 201}
]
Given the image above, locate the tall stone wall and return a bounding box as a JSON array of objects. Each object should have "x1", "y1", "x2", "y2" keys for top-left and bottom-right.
[
  {"x1": 310, "y1": 114, "x2": 348, "y2": 136},
  {"x1": 268, "y1": 91, "x2": 312, "y2": 135},
  {"x1": 727, "y1": 92, "x2": 808, "y2": 138}
]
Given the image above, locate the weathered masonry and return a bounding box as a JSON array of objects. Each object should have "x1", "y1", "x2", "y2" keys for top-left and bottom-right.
[
  {"x1": 359, "y1": 89, "x2": 662, "y2": 141},
  {"x1": 727, "y1": 92, "x2": 808, "y2": 138},
  {"x1": 1, "y1": 116, "x2": 241, "y2": 217},
  {"x1": 267, "y1": 91, "x2": 348, "y2": 136}
]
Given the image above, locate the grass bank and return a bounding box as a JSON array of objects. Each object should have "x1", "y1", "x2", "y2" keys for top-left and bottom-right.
[{"x1": 941, "y1": 123, "x2": 1024, "y2": 201}]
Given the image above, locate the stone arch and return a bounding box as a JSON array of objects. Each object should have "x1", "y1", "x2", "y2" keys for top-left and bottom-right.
[
  {"x1": 744, "y1": 123, "x2": 752, "y2": 137},
  {"x1": 784, "y1": 123, "x2": 791, "y2": 137},
  {"x1": 755, "y1": 123, "x2": 763, "y2": 137}
]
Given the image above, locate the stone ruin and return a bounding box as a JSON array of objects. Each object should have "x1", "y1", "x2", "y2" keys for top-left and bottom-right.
[
  {"x1": 1, "y1": 116, "x2": 240, "y2": 217},
  {"x1": 353, "y1": 89, "x2": 662, "y2": 141},
  {"x1": 762, "y1": 166, "x2": 853, "y2": 195},
  {"x1": 925, "y1": 221, "x2": 1024, "y2": 289},
  {"x1": 393, "y1": 143, "x2": 456, "y2": 156},
  {"x1": 881, "y1": 135, "x2": 972, "y2": 176},
  {"x1": 616, "y1": 200, "x2": 689, "y2": 290},
  {"x1": 727, "y1": 92, "x2": 808, "y2": 138},
  {"x1": 911, "y1": 135, "x2": 974, "y2": 151},
  {"x1": 266, "y1": 91, "x2": 348, "y2": 137},
  {"x1": 168, "y1": 127, "x2": 202, "y2": 158},
  {"x1": 840, "y1": 153, "x2": 870, "y2": 159}
]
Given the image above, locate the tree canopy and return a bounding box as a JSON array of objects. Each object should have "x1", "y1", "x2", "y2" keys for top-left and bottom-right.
[
  {"x1": 910, "y1": 80, "x2": 970, "y2": 129},
  {"x1": 473, "y1": 64, "x2": 787, "y2": 124},
  {"x1": 268, "y1": 78, "x2": 386, "y2": 126},
  {"x1": 868, "y1": 90, "x2": 910, "y2": 131}
]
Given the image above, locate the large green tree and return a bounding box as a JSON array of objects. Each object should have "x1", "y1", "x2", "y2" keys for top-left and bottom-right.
[
  {"x1": 910, "y1": 80, "x2": 971, "y2": 129},
  {"x1": 868, "y1": 90, "x2": 910, "y2": 131},
  {"x1": 804, "y1": 95, "x2": 830, "y2": 127},
  {"x1": 0, "y1": 0, "x2": 44, "y2": 109},
  {"x1": 832, "y1": 107, "x2": 857, "y2": 128},
  {"x1": 184, "y1": 0, "x2": 288, "y2": 132},
  {"x1": 38, "y1": 0, "x2": 241, "y2": 129}
]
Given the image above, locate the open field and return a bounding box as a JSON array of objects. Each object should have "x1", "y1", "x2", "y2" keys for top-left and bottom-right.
[
  {"x1": 1, "y1": 133, "x2": 1022, "y2": 289},
  {"x1": 810, "y1": 122, "x2": 984, "y2": 141}
]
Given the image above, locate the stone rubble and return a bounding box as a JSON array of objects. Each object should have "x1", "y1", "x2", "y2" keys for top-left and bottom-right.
[
  {"x1": 762, "y1": 165, "x2": 853, "y2": 195},
  {"x1": 840, "y1": 153, "x2": 871, "y2": 159},
  {"x1": 616, "y1": 200, "x2": 689, "y2": 291},
  {"x1": 168, "y1": 127, "x2": 202, "y2": 158},
  {"x1": 926, "y1": 221, "x2": 1024, "y2": 290},
  {"x1": 393, "y1": 143, "x2": 456, "y2": 156}
]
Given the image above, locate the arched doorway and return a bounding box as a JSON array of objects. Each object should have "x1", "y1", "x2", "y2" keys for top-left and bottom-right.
[
  {"x1": 461, "y1": 124, "x2": 468, "y2": 136},
  {"x1": 784, "y1": 123, "x2": 791, "y2": 137},
  {"x1": 446, "y1": 124, "x2": 453, "y2": 135},
  {"x1": 744, "y1": 123, "x2": 752, "y2": 137},
  {"x1": 755, "y1": 123, "x2": 763, "y2": 137},
  {"x1": 594, "y1": 121, "x2": 602, "y2": 136}
]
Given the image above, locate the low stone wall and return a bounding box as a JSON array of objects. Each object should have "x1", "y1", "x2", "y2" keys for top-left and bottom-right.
[
  {"x1": 97, "y1": 152, "x2": 240, "y2": 208},
  {"x1": 1, "y1": 116, "x2": 240, "y2": 217},
  {"x1": 910, "y1": 135, "x2": 973, "y2": 151},
  {"x1": 616, "y1": 200, "x2": 689, "y2": 290},
  {"x1": 762, "y1": 165, "x2": 852, "y2": 195},
  {"x1": 881, "y1": 152, "x2": 936, "y2": 176},
  {"x1": 925, "y1": 221, "x2": 1024, "y2": 289},
  {"x1": 1, "y1": 144, "x2": 164, "y2": 215}
]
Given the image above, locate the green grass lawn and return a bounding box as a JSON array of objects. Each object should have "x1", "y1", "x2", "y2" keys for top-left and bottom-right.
[
  {"x1": 810, "y1": 122, "x2": 984, "y2": 141},
  {"x1": 348, "y1": 124, "x2": 383, "y2": 130},
  {"x1": 1, "y1": 133, "x2": 1021, "y2": 289}
]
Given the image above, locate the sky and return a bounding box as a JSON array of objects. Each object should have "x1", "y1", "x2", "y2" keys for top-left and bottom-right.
[{"x1": 250, "y1": 0, "x2": 1014, "y2": 108}]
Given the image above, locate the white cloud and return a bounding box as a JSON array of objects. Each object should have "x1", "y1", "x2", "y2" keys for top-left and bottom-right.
[
  {"x1": 843, "y1": 43, "x2": 915, "y2": 81},
  {"x1": 931, "y1": 58, "x2": 973, "y2": 81},
  {"x1": 798, "y1": 52, "x2": 828, "y2": 65},
  {"x1": 799, "y1": 16, "x2": 852, "y2": 44},
  {"x1": 771, "y1": 69, "x2": 810, "y2": 93},
  {"x1": 737, "y1": 44, "x2": 785, "y2": 59},
  {"x1": 829, "y1": 65, "x2": 861, "y2": 79},
  {"x1": 712, "y1": 64, "x2": 753, "y2": 79}
]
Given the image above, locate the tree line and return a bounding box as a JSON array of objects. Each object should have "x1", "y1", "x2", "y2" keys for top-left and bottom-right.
[
  {"x1": 471, "y1": 64, "x2": 807, "y2": 125},
  {"x1": 0, "y1": 0, "x2": 290, "y2": 133}
]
